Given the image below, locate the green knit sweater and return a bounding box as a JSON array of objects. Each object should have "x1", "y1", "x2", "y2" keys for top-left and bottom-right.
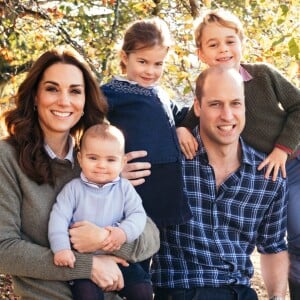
[
  {"x1": 182, "y1": 63, "x2": 300, "y2": 154},
  {"x1": 0, "y1": 140, "x2": 159, "y2": 300}
]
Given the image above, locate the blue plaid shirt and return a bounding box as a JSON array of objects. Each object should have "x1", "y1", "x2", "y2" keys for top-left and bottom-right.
[{"x1": 151, "y1": 127, "x2": 287, "y2": 288}]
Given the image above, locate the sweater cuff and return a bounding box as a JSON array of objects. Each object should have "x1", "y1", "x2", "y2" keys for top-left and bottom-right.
[
  {"x1": 71, "y1": 252, "x2": 94, "y2": 280},
  {"x1": 113, "y1": 217, "x2": 160, "y2": 263},
  {"x1": 275, "y1": 144, "x2": 293, "y2": 155}
]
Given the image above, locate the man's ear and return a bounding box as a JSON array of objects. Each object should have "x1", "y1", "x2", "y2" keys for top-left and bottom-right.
[{"x1": 194, "y1": 97, "x2": 201, "y2": 117}]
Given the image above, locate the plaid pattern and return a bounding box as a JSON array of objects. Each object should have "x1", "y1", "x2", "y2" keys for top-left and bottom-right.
[{"x1": 151, "y1": 127, "x2": 287, "y2": 288}]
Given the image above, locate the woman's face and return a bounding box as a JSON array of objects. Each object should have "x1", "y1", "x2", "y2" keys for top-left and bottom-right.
[{"x1": 35, "y1": 62, "x2": 85, "y2": 139}]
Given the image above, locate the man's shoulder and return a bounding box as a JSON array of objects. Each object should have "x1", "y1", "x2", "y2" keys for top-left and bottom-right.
[
  {"x1": 242, "y1": 140, "x2": 286, "y2": 186},
  {"x1": 241, "y1": 139, "x2": 267, "y2": 162}
]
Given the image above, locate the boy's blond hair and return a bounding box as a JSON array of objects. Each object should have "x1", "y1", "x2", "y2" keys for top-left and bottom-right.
[{"x1": 194, "y1": 9, "x2": 245, "y2": 49}]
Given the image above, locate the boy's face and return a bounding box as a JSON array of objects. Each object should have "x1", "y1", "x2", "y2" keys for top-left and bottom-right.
[
  {"x1": 121, "y1": 45, "x2": 168, "y2": 87},
  {"x1": 197, "y1": 23, "x2": 242, "y2": 70},
  {"x1": 77, "y1": 136, "x2": 126, "y2": 185}
]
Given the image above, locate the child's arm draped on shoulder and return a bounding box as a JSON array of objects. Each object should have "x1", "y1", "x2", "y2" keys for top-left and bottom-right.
[
  {"x1": 257, "y1": 147, "x2": 288, "y2": 181},
  {"x1": 172, "y1": 101, "x2": 198, "y2": 159},
  {"x1": 176, "y1": 127, "x2": 198, "y2": 159},
  {"x1": 257, "y1": 64, "x2": 300, "y2": 181}
]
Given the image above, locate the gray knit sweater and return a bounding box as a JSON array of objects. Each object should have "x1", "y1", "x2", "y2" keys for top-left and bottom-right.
[
  {"x1": 182, "y1": 63, "x2": 300, "y2": 154},
  {"x1": 0, "y1": 140, "x2": 159, "y2": 300}
]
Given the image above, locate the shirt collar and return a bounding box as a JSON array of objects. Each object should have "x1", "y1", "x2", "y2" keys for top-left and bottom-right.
[
  {"x1": 113, "y1": 75, "x2": 158, "y2": 89},
  {"x1": 239, "y1": 65, "x2": 253, "y2": 82},
  {"x1": 80, "y1": 172, "x2": 121, "y2": 189},
  {"x1": 44, "y1": 136, "x2": 74, "y2": 163}
]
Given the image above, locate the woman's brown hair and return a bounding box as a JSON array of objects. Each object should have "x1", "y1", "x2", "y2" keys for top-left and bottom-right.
[{"x1": 2, "y1": 46, "x2": 108, "y2": 185}]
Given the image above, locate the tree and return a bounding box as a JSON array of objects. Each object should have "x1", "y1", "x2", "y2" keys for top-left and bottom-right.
[{"x1": 0, "y1": 0, "x2": 299, "y2": 106}]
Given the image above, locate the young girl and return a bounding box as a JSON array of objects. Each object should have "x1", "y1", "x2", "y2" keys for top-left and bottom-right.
[
  {"x1": 101, "y1": 18, "x2": 192, "y2": 229},
  {"x1": 179, "y1": 9, "x2": 300, "y2": 299}
]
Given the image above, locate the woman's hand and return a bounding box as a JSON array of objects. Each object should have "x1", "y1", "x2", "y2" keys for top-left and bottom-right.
[
  {"x1": 122, "y1": 150, "x2": 151, "y2": 186},
  {"x1": 69, "y1": 221, "x2": 109, "y2": 253},
  {"x1": 91, "y1": 255, "x2": 128, "y2": 291}
]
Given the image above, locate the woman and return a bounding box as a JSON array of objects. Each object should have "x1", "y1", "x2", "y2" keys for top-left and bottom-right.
[{"x1": 0, "y1": 46, "x2": 158, "y2": 300}]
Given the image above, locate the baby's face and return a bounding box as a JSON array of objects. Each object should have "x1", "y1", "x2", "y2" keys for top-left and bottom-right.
[{"x1": 78, "y1": 137, "x2": 125, "y2": 185}]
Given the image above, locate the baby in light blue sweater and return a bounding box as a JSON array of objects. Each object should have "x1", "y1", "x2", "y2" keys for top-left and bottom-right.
[
  {"x1": 49, "y1": 123, "x2": 146, "y2": 266},
  {"x1": 48, "y1": 123, "x2": 151, "y2": 300}
]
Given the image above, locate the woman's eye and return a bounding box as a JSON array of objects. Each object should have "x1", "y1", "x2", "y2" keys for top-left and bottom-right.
[
  {"x1": 71, "y1": 89, "x2": 82, "y2": 94},
  {"x1": 46, "y1": 86, "x2": 57, "y2": 92}
]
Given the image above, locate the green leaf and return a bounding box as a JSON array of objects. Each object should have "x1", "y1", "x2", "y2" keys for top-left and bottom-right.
[
  {"x1": 272, "y1": 36, "x2": 285, "y2": 47},
  {"x1": 288, "y1": 38, "x2": 300, "y2": 58}
]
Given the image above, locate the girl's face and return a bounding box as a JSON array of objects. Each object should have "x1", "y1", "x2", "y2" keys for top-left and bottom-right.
[
  {"x1": 35, "y1": 63, "x2": 85, "y2": 139},
  {"x1": 121, "y1": 45, "x2": 168, "y2": 87},
  {"x1": 197, "y1": 22, "x2": 243, "y2": 70}
]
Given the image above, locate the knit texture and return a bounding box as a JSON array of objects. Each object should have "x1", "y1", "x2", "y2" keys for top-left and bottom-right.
[{"x1": 102, "y1": 78, "x2": 193, "y2": 226}]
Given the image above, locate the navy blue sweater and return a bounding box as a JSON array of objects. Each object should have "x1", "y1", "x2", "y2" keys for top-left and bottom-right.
[
  {"x1": 102, "y1": 78, "x2": 188, "y2": 163},
  {"x1": 102, "y1": 78, "x2": 192, "y2": 226}
]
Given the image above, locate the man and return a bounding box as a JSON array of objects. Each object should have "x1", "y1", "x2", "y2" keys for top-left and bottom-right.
[{"x1": 151, "y1": 66, "x2": 288, "y2": 300}]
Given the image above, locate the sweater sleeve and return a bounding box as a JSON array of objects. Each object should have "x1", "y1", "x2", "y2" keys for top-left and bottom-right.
[
  {"x1": 242, "y1": 63, "x2": 300, "y2": 153},
  {"x1": 113, "y1": 216, "x2": 160, "y2": 263},
  {"x1": 0, "y1": 141, "x2": 93, "y2": 281},
  {"x1": 178, "y1": 105, "x2": 198, "y2": 129},
  {"x1": 118, "y1": 179, "x2": 146, "y2": 242},
  {"x1": 263, "y1": 64, "x2": 300, "y2": 152},
  {"x1": 48, "y1": 183, "x2": 76, "y2": 253}
]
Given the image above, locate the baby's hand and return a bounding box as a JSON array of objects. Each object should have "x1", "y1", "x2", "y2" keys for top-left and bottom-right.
[
  {"x1": 257, "y1": 147, "x2": 288, "y2": 181},
  {"x1": 176, "y1": 127, "x2": 198, "y2": 159},
  {"x1": 54, "y1": 249, "x2": 76, "y2": 268},
  {"x1": 100, "y1": 226, "x2": 127, "y2": 252}
]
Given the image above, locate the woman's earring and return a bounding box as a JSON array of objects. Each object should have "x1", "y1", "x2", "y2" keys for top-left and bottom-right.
[
  {"x1": 34, "y1": 105, "x2": 37, "y2": 111},
  {"x1": 81, "y1": 111, "x2": 84, "y2": 117}
]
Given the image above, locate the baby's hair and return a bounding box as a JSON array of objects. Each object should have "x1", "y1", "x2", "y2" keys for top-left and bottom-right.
[
  {"x1": 194, "y1": 9, "x2": 245, "y2": 49},
  {"x1": 120, "y1": 17, "x2": 172, "y2": 72},
  {"x1": 80, "y1": 123, "x2": 125, "y2": 153}
]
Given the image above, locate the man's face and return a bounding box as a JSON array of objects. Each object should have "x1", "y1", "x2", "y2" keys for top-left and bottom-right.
[{"x1": 194, "y1": 70, "x2": 245, "y2": 149}]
